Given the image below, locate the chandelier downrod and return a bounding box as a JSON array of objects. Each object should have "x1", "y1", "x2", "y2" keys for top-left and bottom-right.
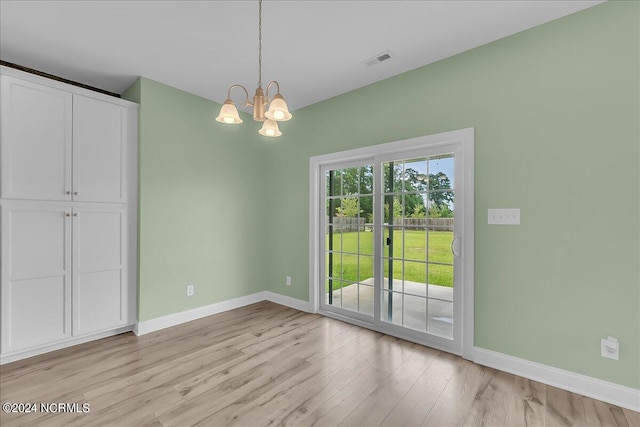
[{"x1": 258, "y1": 0, "x2": 262, "y2": 88}]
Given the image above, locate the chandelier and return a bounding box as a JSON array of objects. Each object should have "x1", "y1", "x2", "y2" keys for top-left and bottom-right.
[{"x1": 215, "y1": 0, "x2": 292, "y2": 137}]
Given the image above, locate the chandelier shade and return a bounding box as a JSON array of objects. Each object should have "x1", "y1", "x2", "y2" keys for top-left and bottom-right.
[
  {"x1": 258, "y1": 119, "x2": 282, "y2": 137},
  {"x1": 216, "y1": 0, "x2": 292, "y2": 137},
  {"x1": 265, "y1": 93, "x2": 292, "y2": 121},
  {"x1": 215, "y1": 99, "x2": 243, "y2": 124}
]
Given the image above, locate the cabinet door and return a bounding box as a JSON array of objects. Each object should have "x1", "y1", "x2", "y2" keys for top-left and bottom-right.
[
  {"x1": 72, "y1": 95, "x2": 126, "y2": 203},
  {"x1": 1, "y1": 204, "x2": 72, "y2": 354},
  {"x1": 0, "y1": 76, "x2": 73, "y2": 201},
  {"x1": 72, "y1": 206, "x2": 127, "y2": 335}
]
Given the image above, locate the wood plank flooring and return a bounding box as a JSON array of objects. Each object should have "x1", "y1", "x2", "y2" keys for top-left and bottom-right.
[{"x1": 0, "y1": 301, "x2": 636, "y2": 427}]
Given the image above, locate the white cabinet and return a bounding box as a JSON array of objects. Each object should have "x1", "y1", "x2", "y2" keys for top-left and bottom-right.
[
  {"x1": 0, "y1": 66, "x2": 137, "y2": 363},
  {"x1": 0, "y1": 204, "x2": 72, "y2": 353},
  {"x1": 73, "y1": 206, "x2": 127, "y2": 335},
  {"x1": 1, "y1": 77, "x2": 127, "y2": 203},
  {"x1": 73, "y1": 95, "x2": 126, "y2": 203},
  {"x1": 1, "y1": 76, "x2": 73, "y2": 201},
  {"x1": 0, "y1": 204, "x2": 127, "y2": 352}
]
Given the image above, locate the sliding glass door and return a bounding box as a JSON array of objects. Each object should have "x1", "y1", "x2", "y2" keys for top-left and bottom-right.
[{"x1": 315, "y1": 130, "x2": 472, "y2": 355}]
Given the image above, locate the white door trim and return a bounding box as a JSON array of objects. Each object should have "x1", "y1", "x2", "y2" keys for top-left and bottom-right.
[{"x1": 309, "y1": 127, "x2": 475, "y2": 359}]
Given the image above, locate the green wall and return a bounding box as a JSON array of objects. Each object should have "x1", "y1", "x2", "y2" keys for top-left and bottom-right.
[
  {"x1": 266, "y1": 1, "x2": 639, "y2": 388},
  {"x1": 123, "y1": 1, "x2": 638, "y2": 390},
  {"x1": 123, "y1": 78, "x2": 270, "y2": 322}
]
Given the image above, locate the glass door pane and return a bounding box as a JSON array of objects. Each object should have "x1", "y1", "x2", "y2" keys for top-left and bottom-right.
[
  {"x1": 324, "y1": 165, "x2": 374, "y2": 317},
  {"x1": 381, "y1": 154, "x2": 455, "y2": 339}
]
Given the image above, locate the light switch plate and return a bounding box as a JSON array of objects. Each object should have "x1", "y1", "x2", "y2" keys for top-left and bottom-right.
[{"x1": 488, "y1": 208, "x2": 520, "y2": 225}]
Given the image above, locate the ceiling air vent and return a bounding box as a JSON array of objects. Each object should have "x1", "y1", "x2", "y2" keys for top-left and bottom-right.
[{"x1": 361, "y1": 50, "x2": 395, "y2": 67}]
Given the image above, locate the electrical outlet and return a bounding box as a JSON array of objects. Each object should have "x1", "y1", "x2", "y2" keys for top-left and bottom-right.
[
  {"x1": 186, "y1": 284, "x2": 195, "y2": 297},
  {"x1": 285, "y1": 276, "x2": 292, "y2": 286},
  {"x1": 601, "y1": 336, "x2": 619, "y2": 360}
]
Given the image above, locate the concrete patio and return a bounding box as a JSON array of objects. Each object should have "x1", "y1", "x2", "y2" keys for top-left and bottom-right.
[{"x1": 327, "y1": 278, "x2": 453, "y2": 338}]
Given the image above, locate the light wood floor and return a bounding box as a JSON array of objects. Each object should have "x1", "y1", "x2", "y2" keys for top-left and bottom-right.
[{"x1": 0, "y1": 302, "x2": 637, "y2": 427}]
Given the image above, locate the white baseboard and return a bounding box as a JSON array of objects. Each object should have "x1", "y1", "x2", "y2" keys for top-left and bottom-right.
[
  {"x1": 264, "y1": 291, "x2": 312, "y2": 313},
  {"x1": 473, "y1": 347, "x2": 640, "y2": 412},
  {"x1": 134, "y1": 292, "x2": 267, "y2": 335},
  {"x1": 134, "y1": 291, "x2": 312, "y2": 336},
  {"x1": 0, "y1": 325, "x2": 134, "y2": 365}
]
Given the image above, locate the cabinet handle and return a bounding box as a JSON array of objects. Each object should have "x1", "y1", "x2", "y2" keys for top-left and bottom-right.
[
  {"x1": 66, "y1": 191, "x2": 71, "y2": 195},
  {"x1": 65, "y1": 213, "x2": 71, "y2": 217},
  {"x1": 73, "y1": 213, "x2": 78, "y2": 217},
  {"x1": 73, "y1": 192, "x2": 78, "y2": 196}
]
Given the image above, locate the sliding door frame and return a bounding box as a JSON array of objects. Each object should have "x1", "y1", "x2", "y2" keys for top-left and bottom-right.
[{"x1": 309, "y1": 128, "x2": 475, "y2": 359}]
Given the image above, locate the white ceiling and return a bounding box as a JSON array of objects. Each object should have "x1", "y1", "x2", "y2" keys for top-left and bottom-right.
[{"x1": 0, "y1": 0, "x2": 604, "y2": 110}]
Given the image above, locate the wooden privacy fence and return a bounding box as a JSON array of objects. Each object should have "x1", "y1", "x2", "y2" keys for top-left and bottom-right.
[
  {"x1": 326, "y1": 217, "x2": 453, "y2": 232},
  {"x1": 394, "y1": 218, "x2": 454, "y2": 231},
  {"x1": 326, "y1": 217, "x2": 366, "y2": 232}
]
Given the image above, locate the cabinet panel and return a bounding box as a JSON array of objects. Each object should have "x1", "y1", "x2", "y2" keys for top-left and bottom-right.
[
  {"x1": 75, "y1": 210, "x2": 123, "y2": 270},
  {"x1": 1, "y1": 205, "x2": 72, "y2": 353},
  {"x1": 9, "y1": 208, "x2": 69, "y2": 276},
  {"x1": 5, "y1": 277, "x2": 70, "y2": 352},
  {"x1": 73, "y1": 207, "x2": 126, "y2": 335},
  {"x1": 76, "y1": 270, "x2": 123, "y2": 335},
  {"x1": 0, "y1": 76, "x2": 72, "y2": 201},
  {"x1": 73, "y1": 95, "x2": 126, "y2": 203}
]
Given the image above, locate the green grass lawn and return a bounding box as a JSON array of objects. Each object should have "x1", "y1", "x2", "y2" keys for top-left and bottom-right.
[{"x1": 326, "y1": 229, "x2": 454, "y2": 289}]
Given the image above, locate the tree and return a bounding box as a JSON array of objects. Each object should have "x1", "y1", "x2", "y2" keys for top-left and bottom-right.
[
  {"x1": 384, "y1": 196, "x2": 403, "y2": 222},
  {"x1": 328, "y1": 164, "x2": 453, "y2": 220},
  {"x1": 428, "y1": 203, "x2": 454, "y2": 218},
  {"x1": 383, "y1": 163, "x2": 426, "y2": 217},
  {"x1": 335, "y1": 197, "x2": 362, "y2": 217},
  {"x1": 428, "y1": 172, "x2": 453, "y2": 208},
  {"x1": 410, "y1": 204, "x2": 426, "y2": 218},
  {"x1": 328, "y1": 166, "x2": 373, "y2": 219}
]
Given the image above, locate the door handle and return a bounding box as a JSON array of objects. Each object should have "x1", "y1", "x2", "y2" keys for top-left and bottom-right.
[{"x1": 451, "y1": 236, "x2": 461, "y2": 257}]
